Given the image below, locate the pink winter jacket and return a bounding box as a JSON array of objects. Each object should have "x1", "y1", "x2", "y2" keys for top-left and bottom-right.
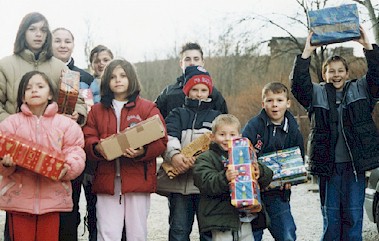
[{"x1": 0, "y1": 102, "x2": 85, "y2": 215}]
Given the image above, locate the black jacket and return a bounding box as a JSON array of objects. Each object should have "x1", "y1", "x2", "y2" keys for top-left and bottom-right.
[
  {"x1": 290, "y1": 44, "x2": 379, "y2": 177},
  {"x1": 242, "y1": 109, "x2": 305, "y2": 158},
  {"x1": 155, "y1": 75, "x2": 228, "y2": 118}
]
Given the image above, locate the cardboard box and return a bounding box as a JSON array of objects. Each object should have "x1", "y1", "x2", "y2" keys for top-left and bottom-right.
[
  {"x1": 161, "y1": 132, "x2": 212, "y2": 179},
  {"x1": 308, "y1": 4, "x2": 360, "y2": 45},
  {"x1": 228, "y1": 137, "x2": 261, "y2": 211},
  {"x1": 57, "y1": 70, "x2": 80, "y2": 115},
  {"x1": 258, "y1": 146, "x2": 307, "y2": 188},
  {"x1": 99, "y1": 114, "x2": 165, "y2": 161},
  {"x1": 0, "y1": 131, "x2": 66, "y2": 181}
]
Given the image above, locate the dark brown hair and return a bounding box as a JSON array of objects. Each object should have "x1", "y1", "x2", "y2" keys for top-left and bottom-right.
[
  {"x1": 16, "y1": 71, "x2": 58, "y2": 112},
  {"x1": 14, "y1": 12, "x2": 53, "y2": 59},
  {"x1": 100, "y1": 59, "x2": 142, "y2": 107},
  {"x1": 180, "y1": 42, "x2": 203, "y2": 59}
]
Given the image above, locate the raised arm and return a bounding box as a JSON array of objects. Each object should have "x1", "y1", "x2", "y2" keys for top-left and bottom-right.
[
  {"x1": 357, "y1": 26, "x2": 379, "y2": 98},
  {"x1": 290, "y1": 32, "x2": 317, "y2": 109}
]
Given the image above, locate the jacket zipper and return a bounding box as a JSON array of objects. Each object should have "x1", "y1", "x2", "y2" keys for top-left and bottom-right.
[
  {"x1": 339, "y1": 89, "x2": 358, "y2": 181},
  {"x1": 35, "y1": 117, "x2": 41, "y2": 213},
  {"x1": 111, "y1": 105, "x2": 123, "y2": 204},
  {"x1": 184, "y1": 100, "x2": 201, "y2": 194}
]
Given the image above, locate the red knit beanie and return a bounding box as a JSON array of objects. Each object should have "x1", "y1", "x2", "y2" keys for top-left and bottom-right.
[{"x1": 182, "y1": 66, "x2": 213, "y2": 96}]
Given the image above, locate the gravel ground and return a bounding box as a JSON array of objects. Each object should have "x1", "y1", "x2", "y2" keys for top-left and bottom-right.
[
  {"x1": 147, "y1": 182, "x2": 379, "y2": 241},
  {"x1": 0, "y1": 183, "x2": 377, "y2": 241}
]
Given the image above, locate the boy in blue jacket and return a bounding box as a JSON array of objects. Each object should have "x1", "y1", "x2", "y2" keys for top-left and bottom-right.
[
  {"x1": 157, "y1": 65, "x2": 221, "y2": 241},
  {"x1": 242, "y1": 82, "x2": 304, "y2": 241}
]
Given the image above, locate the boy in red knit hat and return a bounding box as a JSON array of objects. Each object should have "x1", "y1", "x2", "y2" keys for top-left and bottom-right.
[{"x1": 157, "y1": 65, "x2": 221, "y2": 241}]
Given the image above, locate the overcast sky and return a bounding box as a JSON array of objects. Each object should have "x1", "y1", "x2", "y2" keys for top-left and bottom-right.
[{"x1": 0, "y1": 0, "x2": 372, "y2": 68}]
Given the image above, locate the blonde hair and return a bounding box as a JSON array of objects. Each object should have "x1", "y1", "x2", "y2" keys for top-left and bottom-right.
[{"x1": 211, "y1": 114, "x2": 241, "y2": 134}]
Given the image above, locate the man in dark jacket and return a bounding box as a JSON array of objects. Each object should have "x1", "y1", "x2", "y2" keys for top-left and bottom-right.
[{"x1": 155, "y1": 42, "x2": 228, "y2": 119}]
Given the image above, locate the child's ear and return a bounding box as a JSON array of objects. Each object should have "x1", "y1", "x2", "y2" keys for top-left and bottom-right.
[
  {"x1": 286, "y1": 99, "x2": 291, "y2": 109},
  {"x1": 261, "y1": 101, "x2": 265, "y2": 108},
  {"x1": 210, "y1": 133, "x2": 215, "y2": 141}
]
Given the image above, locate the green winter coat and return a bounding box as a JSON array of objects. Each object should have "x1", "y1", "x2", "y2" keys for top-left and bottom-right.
[
  {"x1": 0, "y1": 49, "x2": 87, "y2": 125},
  {"x1": 193, "y1": 142, "x2": 273, "y2": 233}
]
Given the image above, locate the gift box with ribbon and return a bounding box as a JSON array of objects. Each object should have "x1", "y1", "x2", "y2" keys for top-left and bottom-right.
[
  {"x1": 0, "y1": 131, "x2": 66, "y2": 180},
  {"x1": 308, "y1": 4, "x2": 360, "y2": 45},
  {"x1": 228, "y1": 137, "x2": 261, "y2": 211},
  {"x1": 57, "y1": 70, "x2": 80, "y2": 115},
  {"x1": 258, "y1": 146, "x2": 307, "y2": 188}
]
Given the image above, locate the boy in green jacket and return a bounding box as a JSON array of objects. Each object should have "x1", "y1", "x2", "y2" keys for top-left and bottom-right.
[{"x1": 193, "y1": 114, "x2": 273, "y2": 241}]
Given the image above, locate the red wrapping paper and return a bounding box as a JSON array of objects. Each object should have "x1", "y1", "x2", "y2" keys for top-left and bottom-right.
[{"x1": 0, "y1": 131, "x2": 66, "y2": 181}]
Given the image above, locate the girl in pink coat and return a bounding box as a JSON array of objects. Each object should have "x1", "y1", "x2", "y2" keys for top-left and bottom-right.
[{"x1": 0, "y1": 70, "x2": 86, "y2": 241}]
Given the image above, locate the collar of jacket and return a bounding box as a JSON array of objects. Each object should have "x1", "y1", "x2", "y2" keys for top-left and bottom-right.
[
  {"x1": 20, "y1": 102, "x2": 58, "y2": 117},
  {"x1": 259, "y1": 109, "x2": 291, "y2": 133},
  {"x1": 19, "y1": 49, "x2": 48, "y2": 64},
  {"x1": 67, "y1": 57, "x2": 75, "y2": 69},
  {"x1": 209, "y1": 142, "x2": 228, "y2": 159},
  {"x1": 177, "y1": 75, "x2": 185, "y2": 86},
  {"x1": 120, "y1": 92, "x2": 139, "y2": 109},
  {"x1": 184, "y1": 97, "x2": 213, "y2": 111}
]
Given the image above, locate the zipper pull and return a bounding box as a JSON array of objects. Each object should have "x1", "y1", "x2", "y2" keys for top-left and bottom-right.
[
  {"x1": 273, "y1": 126, "x2": 276, "y2": 136},
  {"x1": 119, "y1": 192, "x2": 122, "y2": 204}
]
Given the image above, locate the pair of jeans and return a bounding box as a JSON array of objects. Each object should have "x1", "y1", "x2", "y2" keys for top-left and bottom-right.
[
  {"x1": 168, "y1": 193, "x2": 211, "y2": 241},
  {"x1": 253, "y1": 190, "x2": 296, "y2": 241},
  {"x1": 318, "y1": 162, "x2": 365, "y2": 241}
]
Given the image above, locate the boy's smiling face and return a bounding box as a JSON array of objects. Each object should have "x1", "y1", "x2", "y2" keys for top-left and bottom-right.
[
  {"x1": 262, "y1": 90, "x2": 290, "y2": 125},
  {"x1": 211, "y1": 124, "x2": 240, "y2": 151},
  {"x1": 323, "y1": 61, "x2": 349, "y2": 91}
]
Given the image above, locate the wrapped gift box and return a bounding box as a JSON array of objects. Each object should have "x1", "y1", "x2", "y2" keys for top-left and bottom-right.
[
  {"x1": 258, "y1": 146, "x2": 307, "y2": 188},
  {"x1": 99, "y1": 114, "x2": 166, "y2": 161},
  {"x1": 228, "y1": 137, "x2": 261, "y2": 211},
  {"x1": 161, "y1": 132, "x2": 212, "y2": 179},
  {"x1": 57, "y1": 70, "x2": 80, "y2": 115},
  {"x1": 308, "y1": 4, "x2": 360, "y2": 45},
  {"x1": 0, "y1": 131, "x2": 66, "y2": 181},
  {"x1": 79, "y1": 89, "x2": 94, "y2": 113}
]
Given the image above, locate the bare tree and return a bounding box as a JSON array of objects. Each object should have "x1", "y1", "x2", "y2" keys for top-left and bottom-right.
[
  {"x1": 352, "y1": 0, "x2": 379, "y2": 43},
  {"x1": 83, "y1": 19, "x2": 94, "y2": 71}
]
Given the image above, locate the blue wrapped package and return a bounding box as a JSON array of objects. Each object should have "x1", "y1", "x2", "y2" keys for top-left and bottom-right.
[
  {"x1": 308, "y1": 4, "x2": 360, "y2": 45},
  {"x1": 258, "y1": 146, "x2": 307, "y2": 188}
]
